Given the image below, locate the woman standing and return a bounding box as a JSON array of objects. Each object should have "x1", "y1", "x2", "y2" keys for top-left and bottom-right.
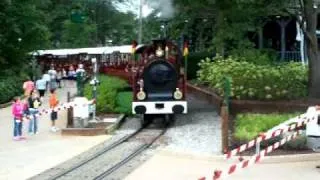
[{"x1": 28, "y1": 91, "x2": 41, "y2": 135}]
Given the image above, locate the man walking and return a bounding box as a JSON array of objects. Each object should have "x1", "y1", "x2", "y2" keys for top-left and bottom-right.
[
  {"x1": 48, "y1": 66, "x2": 57, "y2": 91},
  {"x1": 36, "y1": 77, "x2": 47, "y2": 101}
]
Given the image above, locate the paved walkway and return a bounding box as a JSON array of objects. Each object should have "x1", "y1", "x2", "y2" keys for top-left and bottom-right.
[
  {"x1": 0, "y1": 83, "x2": 111, "y2": 180},
  {"x1": 125, "y1": 150, "x2": 320, "y2": 180}
]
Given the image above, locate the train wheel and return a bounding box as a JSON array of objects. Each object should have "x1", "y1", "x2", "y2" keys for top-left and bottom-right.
[
  {"x1": 141, "y1": 114, "x2": 152, "y2": 127},
  {"x1": 164, "y1": 114, "x2": 175, "y2": 126}
]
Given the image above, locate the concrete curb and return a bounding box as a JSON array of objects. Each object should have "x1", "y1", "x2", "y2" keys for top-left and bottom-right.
[
  {"x1": 61, "y1": 114, "x2": 126, "y2": 136},
  {"x1": 157, "y1": 149, "x2": 320, "y2": 164},
  {"x1": 105, "y1": 114, "x2": 127, "y2": 134},
  {"x1": 0, "y1": 101, "x2": 13, "y2": 109},
  {"x1": 61, "y1": 128, "x2": 106, "y2": 136}
]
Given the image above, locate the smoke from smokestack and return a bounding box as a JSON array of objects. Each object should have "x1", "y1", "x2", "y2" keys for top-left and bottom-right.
[{"x1": 146, "y1": 0, "x2": 175, "y2": 19}]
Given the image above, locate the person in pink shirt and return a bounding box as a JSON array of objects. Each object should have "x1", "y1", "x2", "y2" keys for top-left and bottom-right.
[
  {"x1": 23, "y1": 77, "x2": 35, "y2": 96},
  {"x1": 12, "y1": 97, "x2": 26, "y2": 141}
]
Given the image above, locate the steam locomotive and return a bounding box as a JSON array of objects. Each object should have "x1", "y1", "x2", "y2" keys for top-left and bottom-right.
[{"x1": 131, "y1": 39, "x2": 188, "y2": 124}]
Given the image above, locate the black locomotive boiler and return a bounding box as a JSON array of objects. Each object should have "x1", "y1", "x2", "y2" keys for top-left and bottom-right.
[{"x1": 131, "y1": 39, "x2": 188, "y2": 124}]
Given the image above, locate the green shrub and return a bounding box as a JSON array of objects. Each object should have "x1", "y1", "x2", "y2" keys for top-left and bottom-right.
[
  {"x1": 84, "y1": 75, "x2": 128, "y2": 113},
  {"x1": 0, "y1": 76, "x2": 24, "y2": 104},
  {"x1": 234, "y1": 112, "x2": 302, "y2": 141},
  {"x1": 115, "y1": 91, "x2": 132, "y2": 115},
  {"x1": 230, "y1": 48, "x2": 277, "y2": 65},
  {"x1": 186, "y1": 51, "x2": 215, "y2": 80},
  {"x1": 197, "y1": 56, "x2": 308, "y2": 100}
]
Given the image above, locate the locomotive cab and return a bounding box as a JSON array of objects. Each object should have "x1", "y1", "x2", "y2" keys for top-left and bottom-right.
[{"x1": 132, "y1": 39, "x2": 187, "y2": 116}]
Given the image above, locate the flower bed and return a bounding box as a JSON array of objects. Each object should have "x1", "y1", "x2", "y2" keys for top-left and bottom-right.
[{"x1": 197, "y1": 56, "x2": 308, "y2": 100}]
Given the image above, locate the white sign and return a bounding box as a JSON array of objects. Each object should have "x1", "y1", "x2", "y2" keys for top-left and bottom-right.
[
  {"x1": 73, "y1": 97, "x2": 89, "y2": 119},
  {"x1": 306, "y1": 110, "x2": 320, "y2": 137}
]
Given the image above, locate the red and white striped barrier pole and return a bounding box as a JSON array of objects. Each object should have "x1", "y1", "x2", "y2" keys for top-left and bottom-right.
[
  {"x1": 199, "y1": 131, "x2": 301, "y2": 180},
  {"x1": 24, "y1": 99, "x2": 96, "y2": 120},
  {"x1": 224, "y1": 114, "x2": 316, "y2": 159}
]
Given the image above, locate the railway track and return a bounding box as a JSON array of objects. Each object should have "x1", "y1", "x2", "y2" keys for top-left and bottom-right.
[{"x1": 46, "y1": 120, "x2": 168, "y2": 180}]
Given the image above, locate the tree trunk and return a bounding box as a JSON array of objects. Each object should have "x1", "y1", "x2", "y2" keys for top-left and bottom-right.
[
  {"x1": 258, "y1": 27, "x2": 263, "y2": 49},
  {"x1": 305, "y1": 0, "x2": 320, "y2": 98},
  {"x1": 217, "y1": 10, "x2": 225, "y2": 57},
  {"x1": 280, "y1": 24, "x2": 286, "y2": 61}
]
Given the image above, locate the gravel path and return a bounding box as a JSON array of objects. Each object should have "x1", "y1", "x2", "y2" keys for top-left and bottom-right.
[{"x1": 163, "y1": 94, "x2": 222, "y2": 155}]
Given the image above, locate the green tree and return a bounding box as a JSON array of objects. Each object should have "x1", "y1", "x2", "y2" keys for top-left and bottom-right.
[
  {"x1": 172, "y1": 0, "x2": 287, "y2": 55},
  {"x1": 285, "y1": 0, "x2": 320, "y2": 98},
  {"x1": 0, "y1": 0, "x2": 50, "y2": 74},
  {"x1": 60, "y1": 19, "x2": 96, "y2": 48}
]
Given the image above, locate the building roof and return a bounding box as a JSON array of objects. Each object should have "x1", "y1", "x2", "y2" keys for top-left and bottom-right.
[{"x1": 31, "y1": 45, "x2": 144, "y2": 56}]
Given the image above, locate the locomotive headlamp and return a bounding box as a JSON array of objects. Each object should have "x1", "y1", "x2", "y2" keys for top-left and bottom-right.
[
  {"x1": 137, "y1": 88, "x2": 146, "y2": 100},
  {"x1": 174, "y1": 88, "x2": 183, "y2": 100},
  {"x1": 156, "y1": 46, "x2": 164, "y2": 57}
]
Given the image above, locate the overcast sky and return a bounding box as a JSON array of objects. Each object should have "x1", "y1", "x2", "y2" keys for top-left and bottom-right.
[{"x1": 114, "y1": 0, "x2": 153, "y2": 17}]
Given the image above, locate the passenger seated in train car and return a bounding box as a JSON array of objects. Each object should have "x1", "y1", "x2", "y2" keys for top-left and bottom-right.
[{"x1": 68, "y1": 65, "x2": 76, "y2": 80}]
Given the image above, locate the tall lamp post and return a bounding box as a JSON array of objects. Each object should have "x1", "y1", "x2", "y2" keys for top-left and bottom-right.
[
  {"x1": 138, "y1": 0, "x2": 144, "y2": 44},
  {"x1": 90, "y1": 58, "x2": 100, "y2": 122}
]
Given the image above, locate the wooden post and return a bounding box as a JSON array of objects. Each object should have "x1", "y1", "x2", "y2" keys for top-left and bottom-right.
[
  {"x1": 221, "y1": 105, "x2": 229, "y2": 153},
  {"x1": 67, "y1": 91, "x2": 73, "y2": 128}
]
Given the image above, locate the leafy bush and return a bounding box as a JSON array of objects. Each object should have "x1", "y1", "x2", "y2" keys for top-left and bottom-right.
[
  {"x1": 230, "y1": 48, "x2": 277, "y2": 65},
  {"x1": 234, "y1": 112, "x2": 302, "y2": 141},
  {"x1": 115, "y1": 91, "x2": 132, "y2": 115},
  {"x1": 0, "y1": 76, "x2": 25, "y2": 104},
  {"x1": 197, "y1": 56, "x2": 308, "y2": 100},
  {"x1": 0, "y1": 65, "x2": 32, "y2": 104},
  {"x1": 186, "y1": 51, "x2": 215, "y2": 80},
  {"x1": 84, "y1": 75, "x2": 129, "y2": 113}
]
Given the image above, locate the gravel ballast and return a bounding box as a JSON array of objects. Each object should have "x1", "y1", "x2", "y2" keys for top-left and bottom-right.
[
  {"x1": 30, "y1": 94, "x2": 222, "y2": 180},
  {"x1": 163, "y1": 94, "x2": 222, "y2": 155}
]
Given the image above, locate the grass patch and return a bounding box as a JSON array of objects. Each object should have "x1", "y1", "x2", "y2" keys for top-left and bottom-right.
[
  {"x1": 115, "y1": 91, "x2": 132, "y2": 115},
  {"x1": 234, "y1": 112, "x2": 303, "y2": 141},
  {"x1": 84, "y1": 75, "x2": 130, "y2": 114}
]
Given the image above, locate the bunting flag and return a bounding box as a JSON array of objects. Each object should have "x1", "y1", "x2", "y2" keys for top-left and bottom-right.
[
  {"x1": 183, "y1": 41, "x2": 189, "y2": 57},
  {"x1": 183, "y1": 41, "x2": 189, "y2": 78}
]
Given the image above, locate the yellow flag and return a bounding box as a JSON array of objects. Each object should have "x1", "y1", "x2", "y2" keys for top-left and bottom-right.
[{"x1": 183, "y1": 47, "x2": 189, "y2": 57}]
